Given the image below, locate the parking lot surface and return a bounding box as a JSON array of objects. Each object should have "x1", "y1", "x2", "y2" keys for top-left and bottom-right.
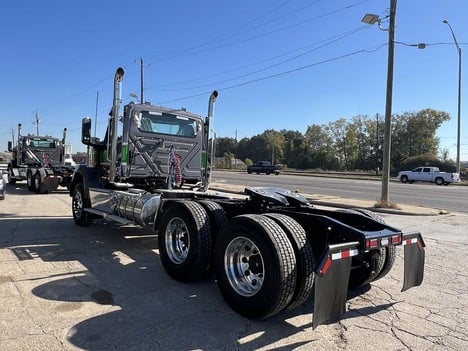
[{"x1": 0, "y1": 181, "x2": 467, "y2": 351}]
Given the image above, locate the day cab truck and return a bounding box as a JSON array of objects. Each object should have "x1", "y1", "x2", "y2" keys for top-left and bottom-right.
[
  {"x1": 7, "y1": 124, "x2": 75, "y2": 193},
  {"x1": 397, "y1": 166, "x2": 460, "y2": 185},
  {"x1": 247, "y1": 160, "x2": 280, "y2": 175},
  {"x1": 69, "y1": 67, "x2": 425, "y2": 329}
]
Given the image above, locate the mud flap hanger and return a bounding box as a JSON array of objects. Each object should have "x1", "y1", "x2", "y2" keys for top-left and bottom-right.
[{"x1": 313, "y1": 241, "x2": 359, "y2": 329}]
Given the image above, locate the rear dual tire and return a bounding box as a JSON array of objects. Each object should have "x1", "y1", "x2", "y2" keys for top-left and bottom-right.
[
  {"x1": 214, "y1": 214, "x2": 297, "y2": 319},
  {"x1": 158, "y1": 201, "x2": 212, "y2": 282},
  {"x1": 344, "y1": 208, "x2": 396, "y2": 287}
]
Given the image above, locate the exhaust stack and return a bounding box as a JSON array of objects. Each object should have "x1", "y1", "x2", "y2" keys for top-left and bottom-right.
[
  {"x1": 108, "y1": 67, "x2": 125, "y2": 183},
  {"x1": 202, "y1": 90, "x2": 218, "y2": 191}
]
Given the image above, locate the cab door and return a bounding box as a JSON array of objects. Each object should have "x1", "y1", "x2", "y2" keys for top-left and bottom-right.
[{"x1": 421, "y1": 167, "x2": 433, "y2": 182}]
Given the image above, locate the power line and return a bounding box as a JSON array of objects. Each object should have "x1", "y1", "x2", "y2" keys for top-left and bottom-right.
[
  {"x1": 156, "y1": 43, "x2": 388, "y2": 105},
  {"x1": 145, "y1": 0, "x2": 370, "y2": 62},
  {"x1": 151, "y1": 25, "x2": 371, "y2": 91}
]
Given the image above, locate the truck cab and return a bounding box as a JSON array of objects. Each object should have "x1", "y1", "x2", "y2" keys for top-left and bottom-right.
[{"x1": 73, "y1": 68, "x2": 217, "y2": 193}]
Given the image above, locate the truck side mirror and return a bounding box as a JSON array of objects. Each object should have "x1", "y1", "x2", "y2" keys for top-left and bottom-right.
[
  {"x1": 82, "y1": 118, "x2": 92, "y2": 144},
  {"x1": 7, "y1": 141, "x2": 12, "y2": 152}
]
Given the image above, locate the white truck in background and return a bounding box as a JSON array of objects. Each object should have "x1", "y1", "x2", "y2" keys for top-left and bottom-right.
[{"x1": 397, "y1": 166, "x2": 460, "y2": 185}]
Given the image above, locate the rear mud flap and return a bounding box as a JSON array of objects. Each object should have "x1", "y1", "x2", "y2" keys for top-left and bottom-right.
[
  {"x1": 401, "y1": 232, "x2": 425, "y2": 292},
  {"x1": 313, "y1": 241, "x2": 359, "y2": 329},
  {"x1": 38, "y1": 169, "x2": 59, "y2": 193}
]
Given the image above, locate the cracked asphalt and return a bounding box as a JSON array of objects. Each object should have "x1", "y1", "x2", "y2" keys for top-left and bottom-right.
[{"x1": 0, "y1": 182, "x2": 467, "y2": 351}]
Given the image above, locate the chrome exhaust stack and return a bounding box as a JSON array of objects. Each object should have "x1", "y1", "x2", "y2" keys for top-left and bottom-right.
[
  {"x1": 108, "y1": 67, "x2": 125, "y2": 184},
  {"x1": 202, "y1": 90, "x2": 218, "y2": 191}
]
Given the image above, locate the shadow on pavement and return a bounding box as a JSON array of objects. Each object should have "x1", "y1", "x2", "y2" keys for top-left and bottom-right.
[{"x1": 0, "y1": 216, "x2": 397, "y2": 350}]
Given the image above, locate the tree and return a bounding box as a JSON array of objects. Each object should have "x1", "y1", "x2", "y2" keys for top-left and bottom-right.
[
  {"x1": 392, "y1": 109, "x2": 450, "y2": 169},
  {"x1": 263, "y1": 130, "x2": 285, "y2": 165},
  {"x1": 281, "y1": 129, "x2": 306, "y2": 169},
  {"x1": 304, "y1": 124, "x2": 335, "y2": 169},
  {"x1": 215, "y1": 137, "x2": 236, "y2": 157}
]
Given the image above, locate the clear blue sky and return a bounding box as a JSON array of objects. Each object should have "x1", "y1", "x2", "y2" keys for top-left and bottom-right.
[{"x1": 1, "y1": 0, "x2": 467, "y2": 161}]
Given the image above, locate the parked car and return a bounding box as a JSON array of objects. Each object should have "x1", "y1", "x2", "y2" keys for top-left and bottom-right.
[
  {"x1": 397, "y1": 166, "x2": 460, "y2": 185},
  {"x1": 0, "y1": 170, "x2": 5, "y2": 200},
  {"x1": 247, "y1": 161, "x2": 280, "y2": 175}
]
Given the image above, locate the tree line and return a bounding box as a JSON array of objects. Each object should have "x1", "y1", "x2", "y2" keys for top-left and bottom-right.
[{"x1": 214, "y1": 108, "x2": 460, "y2": 174}]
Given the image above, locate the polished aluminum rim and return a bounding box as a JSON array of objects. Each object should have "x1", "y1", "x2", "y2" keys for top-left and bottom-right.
[
  {"x1": 224, "y1": 236, "x2": 264, "y2": 297},
  {"x1": 73, "y1": 189, "x2": 83, "y2": 218},
  {"x1": 165, "y1": 217, "x2": 190, "y2": 264}
]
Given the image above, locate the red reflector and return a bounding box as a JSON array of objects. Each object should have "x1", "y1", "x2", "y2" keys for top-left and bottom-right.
[
  {"x1": 391, "y1": 235, "x2": 401, "y2": 244},
  {"x1": 367, "y1": 239, "x2": 378, "y2": 248},
  {"x1": 417, "y1": 240, "x2": 423, "y2": 251},
  {"x1": 321, "y1": 257, "x2": 332, "y2": 275},
  {"x1": 341, "y1": 250, "x2": 351, "y2": 258}
]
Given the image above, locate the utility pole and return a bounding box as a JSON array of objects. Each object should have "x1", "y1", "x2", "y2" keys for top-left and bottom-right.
[
  {"x1": 140, "y1": 57, "x2": 144, "y2": 104},
  {"x1": 235, "y1": 129, "x2": 238, "y2": 169},
  {"x1": 11, "y1": 128, "x2": 15, "y2": 146},
  {"x1": 95, "y1": 91, "x2": 99, "y2": 138},
  {"x1": 443, "y1": 20, "x2": 462, "y2": 174},
  {"x1": 380, "y1": 0, "x2": 397, "y2": 207},
  {"x1": 376, "y1": 114, "x2": 380, "y2": 175},
  {"x1": 361, "y1": 0, "x2": 397, "y2": 207}
]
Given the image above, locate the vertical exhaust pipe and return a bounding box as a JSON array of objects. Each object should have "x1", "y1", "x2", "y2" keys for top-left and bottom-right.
[
  {"x1": 62, "y1": 128, "x2": 67, "y2": 164},
  {"x1": 17, "y1": 123, "x2": 22, "y2": 161},
  {"x1": 202, "y1": 90, "x2": 218, "y2": 191},
  {"x1": 108, "y1": 67, "x2": 125, "y2": 183}
]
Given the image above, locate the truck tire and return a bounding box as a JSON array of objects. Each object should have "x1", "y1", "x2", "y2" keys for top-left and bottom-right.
[
  {"x1": 400, "y1": 175, "x2": 408, "y2": 183},
  {"x1": 7, "y1": 166, "x2": 16, "y2": 185},
  {"x1": 72, "y1": 183, "x2": 92, "y2": 226},
  {"x1": 337, "y1": 208, "x2": 387, "y2": 287},
  {"x1": 34, "y1": 170, "x2": 49, "y2": 194},
  {"x1": 263, "y1": 213, "x2": 315, "y2": 310},
  {"x1": 214, "y1": 214, "x2": 296, "y2": 319},
  {"x1": 353, "y1": 207, "x2": 397, "y2": 282},
  {"x1": 373, "y1": 245, "x2": 396, "y2": 282},
  {"x1": 27, "y1": 170, "x2": 36, "y2": 192},
  {"x1": 158, "y1": 201, "x2": 212, "y2": 282},
  {"x1": 435, "y1": 177, "x2": 444, "y2": 185},
  {"x1": 197, "y1": 200, "x2": 228, "y2": 240},
  {"x1": 34, "y1": 171, "x2": 45, "y2": 194}
]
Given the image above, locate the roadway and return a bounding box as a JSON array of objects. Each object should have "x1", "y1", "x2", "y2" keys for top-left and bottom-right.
[{"x1": 212, "y1": 170, "x2": 468, "y2": 213}]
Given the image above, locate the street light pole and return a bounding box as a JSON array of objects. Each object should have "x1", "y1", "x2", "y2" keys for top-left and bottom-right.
[
  {"x1": 381, "y1": 0, "x2": 397, "y2": 207},
  {"x1": 443, "y1": 20, "x2": 462, "y2": 174},
  {"x1": 361, "y1": 0, "x2": 397, "y2": 207}
]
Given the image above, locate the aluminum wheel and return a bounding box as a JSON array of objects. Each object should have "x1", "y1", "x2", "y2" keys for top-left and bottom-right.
[
  {"x1": 224, "y1": 236, "x2": 265, "y2": 297},
  {"x1": 158, "y1": 201, "x2": 212, "y2": 282},
  {"x1": 165, "y1": 217, "x2": 190, "y2": 264},
  {"x1": 72, "y1": 183, "x2": 91, "y2": 226}
]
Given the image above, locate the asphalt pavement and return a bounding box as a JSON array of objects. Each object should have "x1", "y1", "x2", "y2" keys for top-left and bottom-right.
[{"x1": 1, "y1": 180, "x2": 467, "y2": 350}]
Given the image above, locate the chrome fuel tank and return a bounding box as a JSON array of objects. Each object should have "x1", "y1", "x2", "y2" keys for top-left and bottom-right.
[{"x1": 90, "y1": 188, "x2": 161, "y2": 226}]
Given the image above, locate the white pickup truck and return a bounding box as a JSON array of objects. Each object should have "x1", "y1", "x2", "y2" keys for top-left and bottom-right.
[{"x1": 397, "y1": 166, "x2": 460, "y2": 185}]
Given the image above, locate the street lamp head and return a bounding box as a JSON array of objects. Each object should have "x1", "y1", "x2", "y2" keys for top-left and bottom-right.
[
  {"x1": 361, "y1": 13, "x2": 380, "y2": 25},
  {"x1": 442, "y1": 19, "x2": 448, "y2": 24}
]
